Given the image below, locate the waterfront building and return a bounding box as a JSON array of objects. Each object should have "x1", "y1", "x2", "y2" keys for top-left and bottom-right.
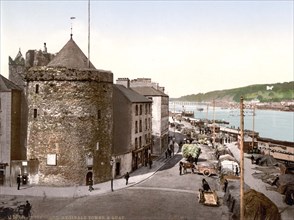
[
  {"x1": 25, "y1": 36, "x2": 114, "y2": 186},
  {"x1": 116, "y1": 78, "x2": 169, "y2": 156},
  {"x1": 113, "y1": 84, "x2": 152, "y2": 175},
  {"x1": 258, "y1": 138, "x2": 294, "y2": 163}
]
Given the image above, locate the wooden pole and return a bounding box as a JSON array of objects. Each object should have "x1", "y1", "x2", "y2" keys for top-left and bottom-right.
[
  {"x1": 240, "y1": 97, "x2": 244, "y2": 220},
  {"x1": 252, "y1": 105, "x2": 255, "y2": 150},
  {"x1": 206, "y1": 103, "x2": 209, "y2": 123},
  {"x1": 173, "y1": 102, "x2": 175, "y2": 138},
  {"x1": 213, "y1": 99, "x2": 215, "y2": 146}
]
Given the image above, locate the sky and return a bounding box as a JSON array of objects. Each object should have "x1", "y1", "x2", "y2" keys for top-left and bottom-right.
[{"x1": 0, "y1": 0, "x2": 293, "y2": 98}]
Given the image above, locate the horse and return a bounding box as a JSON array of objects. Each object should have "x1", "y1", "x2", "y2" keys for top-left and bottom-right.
[{"x1": 182, "y1": 162, "x2": 195, "y2": 174}]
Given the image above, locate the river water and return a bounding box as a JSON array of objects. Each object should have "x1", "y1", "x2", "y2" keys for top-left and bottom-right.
[{"x1": 170, "y1": 103, "x2": 294, "y2": 143}]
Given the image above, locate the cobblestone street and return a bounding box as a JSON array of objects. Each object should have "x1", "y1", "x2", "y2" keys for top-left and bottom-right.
[{"x1": 0, "y1": 136, "x2": 230, "y2": 220}]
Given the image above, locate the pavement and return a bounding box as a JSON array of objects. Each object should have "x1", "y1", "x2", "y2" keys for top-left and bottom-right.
[{"x1": 0, "y1": 143, "x2": 180, "y2": 199}]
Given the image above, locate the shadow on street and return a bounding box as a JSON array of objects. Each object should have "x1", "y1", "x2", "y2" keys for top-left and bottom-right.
[{"x1": 159, "y1": 154, "x2": 182, "y2": 171}]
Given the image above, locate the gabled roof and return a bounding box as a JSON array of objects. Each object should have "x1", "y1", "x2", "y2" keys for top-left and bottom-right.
[
  {"x1": 131, "y1": 86, "x2": 168, "y2": 97},
  {"x1": 0, "y1": 75, "x2": 21, "y2": 91},
  {"x1": 114, "y1": 84, "x2": 152, "y2": 103},
  {"x1": 47, "y1": 37, "x2": 95, "y2": 69}
]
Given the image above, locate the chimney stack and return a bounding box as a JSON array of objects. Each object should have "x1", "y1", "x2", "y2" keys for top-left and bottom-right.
[{"x1": 116, "y1": 78, "x2": 130, "y2": 88}]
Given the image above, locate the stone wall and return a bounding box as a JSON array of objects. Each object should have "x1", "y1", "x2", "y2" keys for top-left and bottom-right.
[{"x1": 26, "y1": 67, "x2": 113, "y2": 186}]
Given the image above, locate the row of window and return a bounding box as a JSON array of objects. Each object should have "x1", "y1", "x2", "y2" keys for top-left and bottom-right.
[
  {"x1": 135, "y1": 103, "x2": 151, "y2": 116},
  {"x1": 135, "y1": 118, "x2": 151, "y2": 133},
  {"x1": 135, "y1": 133, "x2": 151, "y2": 149}
]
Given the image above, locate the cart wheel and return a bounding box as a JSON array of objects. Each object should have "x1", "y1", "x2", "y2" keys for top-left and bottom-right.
[{"x1": 203, "y1": 170, "x2": 210, "y2": 177}]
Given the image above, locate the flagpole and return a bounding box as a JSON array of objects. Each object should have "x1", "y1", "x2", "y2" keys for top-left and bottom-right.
[{"x1": 88, "y1": 0, "x2": 91, "y2": 68}]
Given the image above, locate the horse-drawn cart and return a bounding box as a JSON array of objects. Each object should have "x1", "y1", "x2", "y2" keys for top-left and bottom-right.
[
  {"x1": 181, "y1": 161, "x2": 217, "y2": 177},
  {"x1": 195, "y1": 163, "x2": 217, "y2": 177}
]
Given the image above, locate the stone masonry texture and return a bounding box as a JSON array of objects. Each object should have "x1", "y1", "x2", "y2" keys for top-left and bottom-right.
[{"x1": 26, "y1": 66, "x2": 113, "y2": 186}]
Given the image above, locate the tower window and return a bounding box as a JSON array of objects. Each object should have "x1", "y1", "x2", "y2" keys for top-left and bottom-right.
[
  {"x1": 33, "y1": 109, "x2": 37, "y2": 118},
  {"x1": 97, "y1": 110, "x2": 101, "y2": 119},
  {"x1": 35, "y1": 84, "x2": 39, "y2": 93}
]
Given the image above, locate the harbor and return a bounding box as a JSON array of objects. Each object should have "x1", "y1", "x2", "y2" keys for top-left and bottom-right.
[
  {"x1": 168, "y1": 111, "x2": 294, "y2": 219},
  {"x1": 170, "y1": 101, "x2": 294, "y2": 143}
]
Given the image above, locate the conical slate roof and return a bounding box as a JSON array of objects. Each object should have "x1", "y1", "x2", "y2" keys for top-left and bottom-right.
[{"x1": 47, "y1": 37, "x2": 95, "y2": 69}]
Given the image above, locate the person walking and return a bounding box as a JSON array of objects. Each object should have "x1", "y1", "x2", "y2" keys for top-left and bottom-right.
[
  {"x1": 125, "y1": 172, "x2": 130, "y2": 185},
  {"x1": 235, "y1": 165, "x2": 239, "y2": 176},
  {"x1": 171, "y1": 144, "x2": 174, "y2": 156},
  {"x1": 251, "y1": 155, "x2": 255, "y2": 164},
  {"x1": 179, "y1": 162, "x2": 183, "y2": 175},
  {"x1": 88, "y1": 177, "x2": 94, "y2": 192},
  {"x1": 223, "y1": 179, "x2": 228, "y2": 192},
  {"x1": 149, "y1": 159, "x2": 153, "y2": 169},
  {"x1": 17, "y1": 175, "x2": 21, "y2": 190},
  {"x1": 168, "y1": 147, "x2": 171, "y2": 158}
]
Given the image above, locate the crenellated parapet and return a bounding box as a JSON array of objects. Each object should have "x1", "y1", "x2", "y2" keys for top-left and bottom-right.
[{"x1": 26, "y1": 67, "x2": 113, "y2": 83}]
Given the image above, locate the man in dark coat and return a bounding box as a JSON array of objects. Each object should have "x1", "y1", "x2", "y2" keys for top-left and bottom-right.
[
  {"x1": 223, "y1": 179, "x2": 228, "y2": 192},
  {"x1": 202, "y1": 178, "x2": 211, "y2": 192},
  {"x1": 251, "y1": 155, "x2": 255, "y2": 164},
  {"x1": 179, "y1": 162, "x2": 183, "y2": 175},
  {"x1": 235, "y1": 165, "x2": 239, "y2": 176},
  {"x1": 125, "y1": 172, "x2": 130, "y2": 185},
  {"x1": 17, "y1": 175, "x2": 21, "y2": 190},
  {"x1": 23, "y1": 201, "x2": 32, "y2": 217},
  {"x1": 149, "y1": 159, "x2": 153, "y2": 169}
]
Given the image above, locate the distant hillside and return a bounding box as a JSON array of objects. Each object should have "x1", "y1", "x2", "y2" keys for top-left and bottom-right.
[{"x1": 172, "y1": 81, "x2": 294, "y2": 103}]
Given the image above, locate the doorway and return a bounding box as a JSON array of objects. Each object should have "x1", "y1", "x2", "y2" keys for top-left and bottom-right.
[
  {"x1": 86, "y1": 172, "x2": 93, "y2": 185},
  {"x1": 115, "y1": 162, "x2": 120, "y2": 177}
]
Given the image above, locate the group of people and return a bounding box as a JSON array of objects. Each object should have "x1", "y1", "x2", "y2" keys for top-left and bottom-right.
[
  {"x1": 16, "y1": 174, "x2": 28, "y2": 190},
  {"x1": 16, "y1": 200, "x2": 32, "y2": 218}
]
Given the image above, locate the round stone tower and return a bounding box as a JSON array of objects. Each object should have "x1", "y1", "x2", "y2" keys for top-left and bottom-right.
[{"x1": 26, "y1": 37, "x2": 113, "y2": 186}]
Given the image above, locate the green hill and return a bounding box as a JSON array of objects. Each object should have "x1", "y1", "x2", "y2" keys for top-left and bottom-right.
[{"x1": 173, "y1": 81, "x2": 294, "y2": 103}]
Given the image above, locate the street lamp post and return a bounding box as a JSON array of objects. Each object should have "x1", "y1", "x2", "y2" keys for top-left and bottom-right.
[{"x1": 110, "y1": 159, "x2": 114, "y2": 192}]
